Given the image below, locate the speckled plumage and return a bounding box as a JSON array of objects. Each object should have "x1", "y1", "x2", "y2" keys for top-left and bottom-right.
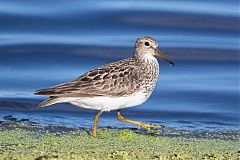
[
  {"x1": 35, "y1": 36, "x2": 174, "y2": 111},
  {"x1": 35, "y1": 57, "x2": 158, "y2": 97}
]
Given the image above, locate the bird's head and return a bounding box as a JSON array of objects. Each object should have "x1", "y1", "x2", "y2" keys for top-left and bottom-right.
[{"x1": 134, "y1": 36, "x2": 174, "y2": 66}]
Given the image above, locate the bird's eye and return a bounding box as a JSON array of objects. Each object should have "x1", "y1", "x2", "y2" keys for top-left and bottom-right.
[{"x1": 145, "y1": 42, "x2": 150, "y2": 46}]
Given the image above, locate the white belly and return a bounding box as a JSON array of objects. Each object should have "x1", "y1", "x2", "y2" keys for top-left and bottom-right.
[{"x1": 60, "y1": 92, "x2": 148, "y2": 111}]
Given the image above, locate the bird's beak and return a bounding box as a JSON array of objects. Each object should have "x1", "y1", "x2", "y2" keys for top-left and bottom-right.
[{"x1": 154, "y1": 48, "x2": 175, "y2": 66}]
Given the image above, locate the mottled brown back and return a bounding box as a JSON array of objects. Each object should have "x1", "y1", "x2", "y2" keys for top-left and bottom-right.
[{"x1": 35, "y1": 58, "x2": 144, "y2": 97}]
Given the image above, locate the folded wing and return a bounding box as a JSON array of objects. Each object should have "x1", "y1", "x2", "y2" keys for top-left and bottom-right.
[{"x1": 35, "y1": 58, "x2": 142, "y2": 97}]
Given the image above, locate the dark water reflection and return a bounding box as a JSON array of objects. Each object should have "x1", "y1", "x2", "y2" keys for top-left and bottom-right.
[{"x1": 0, "y1": 0, "x2": 239, "y2": 130}]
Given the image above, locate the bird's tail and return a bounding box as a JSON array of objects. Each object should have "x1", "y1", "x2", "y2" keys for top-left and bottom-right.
[{"x1": 36, "y1": 97, "x2": 60, "y2": 108}]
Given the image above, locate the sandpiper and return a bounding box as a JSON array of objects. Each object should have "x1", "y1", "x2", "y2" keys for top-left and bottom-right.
[{"x1": 35, "y1": 36, "x2": 174, "y2": 137}]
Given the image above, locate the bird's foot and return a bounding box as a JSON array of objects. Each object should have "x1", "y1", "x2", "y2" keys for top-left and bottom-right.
[{"x1": 138, "y1": 122, "x2": 164, "y2": 130}]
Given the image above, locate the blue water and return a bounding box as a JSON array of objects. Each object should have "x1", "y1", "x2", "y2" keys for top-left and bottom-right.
[{"x1": 0, "y1": 0, "x2": 239, "y2": 130}]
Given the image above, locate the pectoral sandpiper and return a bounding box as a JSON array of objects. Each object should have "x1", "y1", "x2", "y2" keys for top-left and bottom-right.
[{"x1": 35, "y1": 36, "x2": 174, "y2": 137}]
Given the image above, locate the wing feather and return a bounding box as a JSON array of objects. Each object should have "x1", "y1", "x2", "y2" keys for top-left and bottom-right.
[{"x1": 35, "y1": 58, "x2": 142, "y2": 97}]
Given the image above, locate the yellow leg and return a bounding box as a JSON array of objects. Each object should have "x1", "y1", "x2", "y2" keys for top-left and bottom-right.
[
  {"x1": 92, "y1": 111, "x2": 103, "y2": 138},
  {"x1": 117, "y1": 111, "x2": 162, "y2": 129}
]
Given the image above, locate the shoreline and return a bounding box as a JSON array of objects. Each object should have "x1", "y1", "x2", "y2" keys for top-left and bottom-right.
[{"x1": 0, "y1": 121, "x2": 239, "y2": 160}]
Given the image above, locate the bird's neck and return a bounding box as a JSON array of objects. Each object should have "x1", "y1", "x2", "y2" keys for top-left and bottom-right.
[
  {"x1": 133, "y1": 50, "x2": 158, "y2": 65},
  {"x1": 133, "y1": 49, "x2": 159, "y2": 95}
]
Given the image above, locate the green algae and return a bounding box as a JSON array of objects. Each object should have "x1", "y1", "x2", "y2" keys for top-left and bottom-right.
[{"x1": 0, "y1": 123, "x2": 239, "y2": 160}]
